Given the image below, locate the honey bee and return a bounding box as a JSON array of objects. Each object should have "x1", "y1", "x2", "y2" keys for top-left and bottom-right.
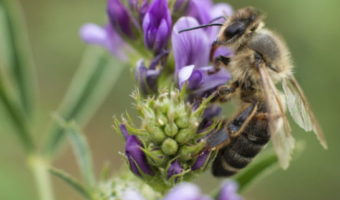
[{"x1": 182, "y1": 7, "x2": 328, "y2": 176}]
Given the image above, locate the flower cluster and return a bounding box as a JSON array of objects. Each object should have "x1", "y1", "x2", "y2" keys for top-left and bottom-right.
[
  {"x1": 114, "y1": 89, "x2": 219, "y2": 190},
  {"x1": 82, "y1": 0, "x2": 235, "y2": 193}
]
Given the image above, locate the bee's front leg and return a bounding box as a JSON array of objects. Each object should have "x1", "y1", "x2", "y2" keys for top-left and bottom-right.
[{"x1": 213, "y1": 81, "x2": 239, "y2": 102}]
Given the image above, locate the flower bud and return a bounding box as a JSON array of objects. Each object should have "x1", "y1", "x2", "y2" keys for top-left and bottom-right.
[
  {"x1": 164, "y1": 123, "x2": 178, "y2": 137},
  {"x1": 142, "y1": 0, "x2": 172, "y2": 54},
  {"x1": 145, "y1": 124, "x2": 166, "y2": 143},
  {"x1": 120, "y1": 125, "x2": 154, "y2": 176},
  {"x1": 191, "y1": 150, "x2": 210, "y2": 171},
  {"x1": 107, "y1": 0, "x2": 137, "y2": 39},
  {"x1": 167, "y1": 160, "x2": 183, "y2": 179},
  {"x1": 161, "y1": 138, "x2": 179, "y2": 155}
]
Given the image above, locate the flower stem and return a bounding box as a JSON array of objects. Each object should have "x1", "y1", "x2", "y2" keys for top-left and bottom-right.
[{"x1": 28, "y1": 154, "x2": 55, "y2": 200}]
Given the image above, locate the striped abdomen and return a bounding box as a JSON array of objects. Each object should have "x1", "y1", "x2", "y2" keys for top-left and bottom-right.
[{"x1": 212, "y1": 105, "x2": 270, "y2": 177}]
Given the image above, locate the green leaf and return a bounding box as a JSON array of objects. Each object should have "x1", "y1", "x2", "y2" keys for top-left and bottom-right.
[
  {"x1": 55, "y1": 117, "x2": 95, "y2": 187},
  {"x1": 0, "y1": 78, "x2": 34, "y2": 151},
  {"x1": 0, "y1": 0, "x2": 37, "y2": 116},
  {"x1": 235, "y1": 151, "x2": 278, "y2": 192},
  {"x1": 49, "y1": 167, "x2": 92, "y2": 200},
  {"x1": 45, "y1": 46, "x2": 125, "y2": 157}
]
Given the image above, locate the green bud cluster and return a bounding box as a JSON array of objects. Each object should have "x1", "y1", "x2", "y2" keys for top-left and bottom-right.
[{"x1": 118, "y1": 89, "x2": 218, "y2": 191}]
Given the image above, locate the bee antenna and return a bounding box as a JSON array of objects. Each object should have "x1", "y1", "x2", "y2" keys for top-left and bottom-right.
[
  {"x1": 208, "y1": 16, "x2": 226, "y2": 24},
  {"x1": 179, "y1": 23, "x2": 223, "y2": 33}
]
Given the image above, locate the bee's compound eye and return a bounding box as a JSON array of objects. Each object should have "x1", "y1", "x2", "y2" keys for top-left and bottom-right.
[{"x1": 223, "y1": 21, "x2": 246, "y2": 39}]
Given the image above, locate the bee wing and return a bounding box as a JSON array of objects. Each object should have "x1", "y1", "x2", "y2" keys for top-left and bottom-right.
[
  {"x1": 258, "y1": 65, "x2": 295, "y2": 169},
  {"x1": 282, "y1": 77, "x2": 328, "y2": 149}
]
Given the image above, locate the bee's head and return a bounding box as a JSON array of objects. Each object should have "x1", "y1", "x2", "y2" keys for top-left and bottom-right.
[{"x1": 217, "y1": 7, "x2": 264, "y2": 47}]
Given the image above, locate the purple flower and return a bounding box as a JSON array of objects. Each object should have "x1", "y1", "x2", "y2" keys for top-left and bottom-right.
[
  {"x1": 122, "y1": 188, "x2": 145, "y2": 200},
  {"x1": 184, "y1": 1, "x2": 233, "y2": 42},
  {"x1": 162, "y1": 181, "x2": 242, "y2": 200},
  {"x1": 135, "y1": 50, "x2": 168, "y2": 95},
  {"x1": 191, "y1": 150, "x2": 210, "y2": 170},
  {"x1": 217, "y1": 181, "x2": 243, "y2": 200},
  {"x1": 143, "y1": 0, "x2": 172, "y2": 54},
  {"x1": 163, "y1": 183, "x2": 212, "y2": 200},
  {"x1": 172, "y1": 17, "x2": 231, "y2": 98},
  {"x1": 120, "y1": 124, "x2": 154, "y2": 176},
  {"x1": 167, "y1": 160, "x2": 183, "y2": 179},
  {"x1": 80, "y1": 23, "x2": 128, "y2": 60},
  {"x1": 107, "y1": 0, "x2": 137, "y2": 38}
]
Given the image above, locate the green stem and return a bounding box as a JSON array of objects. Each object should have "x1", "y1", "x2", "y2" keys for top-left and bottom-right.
[{"x1": 28, "y1": 155, "x2": 55, "y2": 200}]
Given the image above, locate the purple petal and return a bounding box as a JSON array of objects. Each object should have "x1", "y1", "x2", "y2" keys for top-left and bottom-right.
[
  {"x1": 120, "y1": 124, "x2": 154, "y2": 176},
  {"x1": 172, "y1": 17, "x2": 210, "y2": 74},
  {"x1": 211, "y1": 3, "x2": 233, "y2": 19},
  {"x1": 213, "y1": 46, "x2": 233, "y2": 60},
  {"x1": 191, "y1": 150, "x2": 210, "y2": 170},
  {"x1": 163, "y1": 183, "x2": 212, "y2": 200},
  {"x1": 80, "y1": 23, "x2": 128, "y2": 60},
  {"x1": 167, "y1": 160, "x2": 183, "y2": 179},
  {"x1": 107, "y1": 0, "x2": 136, "y2": 38},
  {"x1": 218, "y1": 181, "x2": 242, "y2": 200},
  {"x1": 178, "y1": 65, "x2": 195, "y2": 87},
  {"x1": 187, "y1": 0, "x2": 213, "y2": 25},
  {"x1": 122, "y1": 188, "x2": 145, "y2": 200},
  {"x1": 135, "y1": 59, "x2": 161, "y2": 95},
  {"x1": 143, "y1": 0, "x2": 171, "y2": 53},
  {"x1": 190, "y1": 66, "x2": 231, "y2": 97},
  {"x1": 80, "y1": 23, "x2": 107, "y2": 45},
  {"x1": 178, "y1": 64, "x2": 231, "y2": 97}
]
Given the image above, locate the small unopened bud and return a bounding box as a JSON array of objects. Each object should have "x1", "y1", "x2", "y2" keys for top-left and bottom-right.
[
  {"x1": 164, "y1": 123, "x2": 178, "y2": 137},
  {"x1": 162, "y1": 138, "x2": 179, "y2": 156},
  {"x1": 146, "y1": 125, "x2": 166, "y2": 143},
  {"x1": 175, "y1": 128, "x2": 194, "y2": 144},
  {"x1": 175, "y1": 117, "x2": 189, "y2": 129}
]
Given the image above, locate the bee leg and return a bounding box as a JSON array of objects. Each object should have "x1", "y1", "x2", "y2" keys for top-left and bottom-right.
[
  {"x1": 208, "y1": 65, "x2": 221, "y2": 74},
  {"x1": 213, "y1": 81, "x2": 239, "y2": 102},
  {"x1": 208, "y1": 56, "x2": 231, "y2": 75},
  {"x1": 228, "y1": 103, "x2": 258, "y2": 137},
  {"x1": 255, "y1": 113, "x2": 282, "y2": 121}
]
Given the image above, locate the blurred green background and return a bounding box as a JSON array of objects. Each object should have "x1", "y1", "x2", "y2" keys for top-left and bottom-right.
[{"x1": 1, "y1": 0, "x2": 340, "y2": 199}]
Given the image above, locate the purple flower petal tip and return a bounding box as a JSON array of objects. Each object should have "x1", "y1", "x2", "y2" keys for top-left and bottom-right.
[
  {"x1": 163, "y1": 183, "x2": 212, "y2": 200},
  {"x1": 192, "y1": 150, "x2": 210, "y2": 170},
  {"x1": 218, "y1": 181, "x2": 243, "y2": 200},
  {"x1": 107, "y1": 0, "x2": 136, "y2": 38},
  {"x1": 80, "y1": 23, "x2": 107, "y2": 45},
  {"x1": 178, "y1": 65, "x2": 195, "y2": 87},
  {"x1": 213, "y1": 47, "x2": 233, "y2": 60},
  {"x1": 167, "y1": 160, "x2": 183, "y2": 179},
  {"x1": 211, "y1": 3, "x2": 233, "y2": 19}
]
